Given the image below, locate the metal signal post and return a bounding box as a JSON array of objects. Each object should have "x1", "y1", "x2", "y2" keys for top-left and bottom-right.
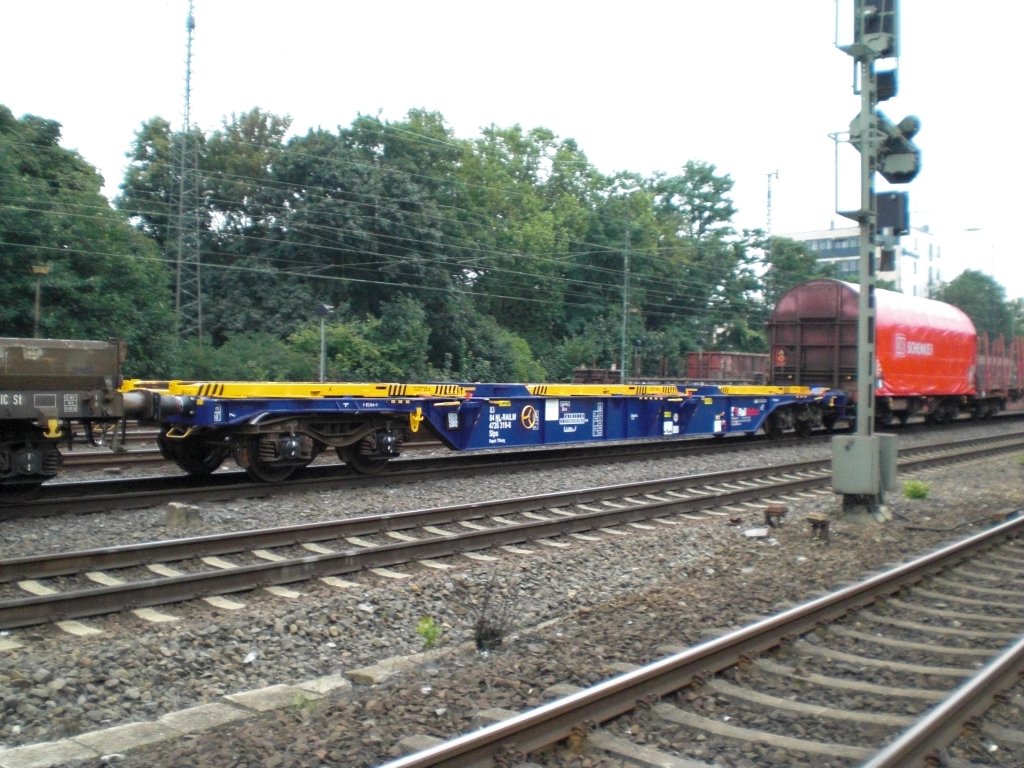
[{"x1": 833, "y1": 0, "x2": 921, "y2": 516}]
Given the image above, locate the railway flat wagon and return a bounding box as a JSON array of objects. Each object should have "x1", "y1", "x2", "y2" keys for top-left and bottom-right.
[
  {"x1": 767, "y1": 278, "x2": 980, "y2": 424},
  {"x1": 133, "y1": 380, "x2": 847, "y2": 482}
]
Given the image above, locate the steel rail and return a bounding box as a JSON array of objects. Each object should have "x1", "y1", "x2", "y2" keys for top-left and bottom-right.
[
  {"x1": 9, "y1": 426, "x2": 1022, "y2": 518},
  {"x1": 5, "y1": 431, "x2": 1019, "y2": 582},
  {"x1": 2, "y1": 432, "x2": 819, "y2": 517},
  {"x1": 0, "y1": 460, "x2": 828, "y2": 582},
  {"x1": 61, "y1": 449, "x2": 165, "y2": 468},
  {"x1": 0, "y1": 467, "x2": 831, "y2": 629},
  {"x1": 379, "y1": 515, "x2": 1024, "y2": 768},
  {"x1": 0, "y1": 435, "x2": 1021, "y2": 630},
  {"x1": 863, "y1": 634, "x2": 1024, "y2": 768},
  {"x1": 59, "y1": 440, "x2": 449, "y2": 470}
]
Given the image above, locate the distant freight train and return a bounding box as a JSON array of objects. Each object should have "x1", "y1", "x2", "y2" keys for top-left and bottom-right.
[
  {"x1": 3, "y1": 278, "x2": 1022, "y2": 493},
  {"x1": 766, "y1": 278, "x2": 1024, "y2": 424}
]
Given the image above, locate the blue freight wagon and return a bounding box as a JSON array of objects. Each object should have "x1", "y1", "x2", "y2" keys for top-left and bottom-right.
[{"x1": 124, "y1": 380, "x2": 849, "y2": 482}]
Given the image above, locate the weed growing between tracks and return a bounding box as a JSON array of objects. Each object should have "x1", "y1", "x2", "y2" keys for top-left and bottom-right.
[{"x1": 470, "y1": 571, "x2": 520, "y2": 652}]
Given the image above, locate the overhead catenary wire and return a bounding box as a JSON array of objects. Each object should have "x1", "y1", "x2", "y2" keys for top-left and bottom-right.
[{"x1": 0, "y1": 117, "x2": 795, "y2": 333}]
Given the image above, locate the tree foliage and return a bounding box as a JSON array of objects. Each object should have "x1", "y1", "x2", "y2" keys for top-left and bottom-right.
[
  {"x1": 5, "y1": 100, "x2": 1021, "y2": 383},
  {"x1": 760, "y1": 236, "x2": 832, "y2": 309},
  {"x1": 935, "y1": 270, "x2": 1014, "y2": 340},
  {"x1": 0, "y1": 105, "x2": 176, "y2": 375}
]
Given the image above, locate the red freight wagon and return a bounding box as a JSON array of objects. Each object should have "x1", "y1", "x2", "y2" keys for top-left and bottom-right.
[
  {"x1": 684, "y1": 351, "x2": 768, "y2": 384},
  {"x1": 767, "y1": 279, "x2": 977, "y2": 424},
  {"x1": 977, "y1": 333, "x2": 1024, "y2": 401}
]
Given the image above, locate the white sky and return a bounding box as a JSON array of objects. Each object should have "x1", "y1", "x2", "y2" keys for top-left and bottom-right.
[{"x1": 3, "y1": 1, "x2": 1021, "y2": 298}]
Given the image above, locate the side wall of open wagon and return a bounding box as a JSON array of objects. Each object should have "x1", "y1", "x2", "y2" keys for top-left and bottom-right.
[
  {"x1": 0, "y1": 338, "x2": 124, "y2": 393},
  {"x1": 765, "y1": 280, "x2": 858, "y2": 392},
  {"x1": 684, "y1": 352, "x2": 769, "y2": 384},
  {"x1": 0, "y1": 338, "x2": 128, "y2": 423}
]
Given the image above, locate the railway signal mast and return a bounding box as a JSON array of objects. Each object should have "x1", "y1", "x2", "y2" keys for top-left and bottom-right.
[{"x1": 833, "y1": 0, "x2": 921, "y2": 516}]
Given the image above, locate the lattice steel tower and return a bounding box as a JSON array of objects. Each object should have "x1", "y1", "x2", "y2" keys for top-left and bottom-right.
[
  {"x1": 765, "y1": 170, "x2": 779, "y2": 238},
  {"x1": 173, "y1": 0, "x2": 203, "y2": 341}
]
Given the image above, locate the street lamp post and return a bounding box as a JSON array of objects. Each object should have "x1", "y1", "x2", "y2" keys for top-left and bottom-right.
[
  {"x1": 32, "y1": 265, "x2": 50, "y2": 338},
  {"x1": 316, "y1": 303, "x2": 334, "y2": 382}
]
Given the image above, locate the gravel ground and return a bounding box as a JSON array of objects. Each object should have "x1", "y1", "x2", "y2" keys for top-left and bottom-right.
[{"x1": 1, "y1": 421, "x2": 1022, "y2": 767}]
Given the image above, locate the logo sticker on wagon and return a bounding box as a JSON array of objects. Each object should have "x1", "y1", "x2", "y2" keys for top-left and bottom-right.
[
  {"x1": 520, "y1": 405, "x2": 538, "y2": 430},
  {"x1": 894, "y1": 334, "x2": 934, "y2": 358}
]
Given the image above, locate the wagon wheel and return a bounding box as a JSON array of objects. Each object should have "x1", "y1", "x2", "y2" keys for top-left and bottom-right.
[
  {"x1": 764, "y1": 412, "x2": 786, "y2": 440},
  {"x1": 794, "y1": 418, "x2": 813, "y2": 438},
  {"x1": 337, "y1": 445, "x2": 390, "y2": 475},
  {"x1": 234, "y1": 437, "x2": 296, "y2": 483},
  {"x1": 158, "y1": 428, "x2": 228, "y2": 476},
  {"x1": 243, "y1": 459, "x2": 296, "y2": 483}
]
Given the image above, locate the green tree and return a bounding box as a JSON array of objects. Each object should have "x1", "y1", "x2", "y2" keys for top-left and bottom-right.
[
  {"x1": 268, "y1": 111, "x2": 467, "y2": 352},
  {"x1": 177, "y1": 332, "x2": 313, "y2": 380},
  {"x1": 116, "y1": 116, "x2": 179, "y2": 248},
  {"x1": 546, "y1": 308, "x2": 624, "y2": 379},
  {"x1": 558, "y1": 176, "x2": 659, "y2": 373},
  {"x1": 1007, "y1": 298, "x2": 1024, "y2": 338},
  {"x1": 0, "y1": 105, "x2": 175, "y2": 374},
  {"x1": 652, "y1": 161, "x2": 737, "y2": 240},
  {"x1": 646, "y1": 162, "x2": 760, "y2": 354},
  {"x1": 935, "y1": 270, "x2": 1014, "y2": 340},
  {"x1": 456, "y1": 125, "x2": 572, "y2": 351},
  {"x1": 193, "y1": 109, "x2": 323, "y2": 343},
  {"x1": 373, "y1": 294, "x2": 435, "y2": 381},
  {"x1": 760, "y1": 236, "x2": 830, "y2": 308},
  {"x1": 290, "y1": 316, "x2": 412, "y2": 381}
]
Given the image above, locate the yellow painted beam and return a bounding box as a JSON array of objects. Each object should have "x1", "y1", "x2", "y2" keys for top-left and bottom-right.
[
  {"x1": 122, "y1": 380, "x2": 469, "y2": 399},
  {"x1": 716, "y1": 386, "x2": 814, "y2": 396},
  {"x1": 527, "y1": 384, "x2": 683, "y2": 397}
]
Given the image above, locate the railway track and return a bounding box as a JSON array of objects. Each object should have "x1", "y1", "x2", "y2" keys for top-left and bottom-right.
[
  {"x1": 32, "y1": 428, "x2": 1024, "y2": 514},
  {"x1": 9, "y1": 417, "x2": 1021, "y2": 517},
  {"x1": 383, "y1": 515, "x2": 1024, "y2": 767},
  {"x1": 57, "y1": 437, "x2": 448, "y2": 472},
  {"x1": 2, "y1": 432, "x2": 815, "y2": 518},
  {"x1": 60, "y1": 447, "x2": 165, "y2": 469},
  {"x1": 1, "y1": 432, "x2": 1021, "y2": 635}
]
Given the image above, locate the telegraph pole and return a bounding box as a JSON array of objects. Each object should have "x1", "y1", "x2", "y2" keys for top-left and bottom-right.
[{"x1": 833, "y1": 0, "x2": 921, "y2": 517}]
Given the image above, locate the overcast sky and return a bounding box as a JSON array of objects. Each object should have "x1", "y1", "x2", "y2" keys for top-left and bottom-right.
[{"x1": 3, "y1": 1, "x2": 1020, "y2": 298}]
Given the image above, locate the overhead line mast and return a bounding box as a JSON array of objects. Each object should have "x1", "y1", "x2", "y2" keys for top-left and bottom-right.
[
  {"x1": 173, "y1": 0, "x2": 203, "y2": 343},
  {"x1": 765, "y1": 170, "x2": 779, "y2": 237}
]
